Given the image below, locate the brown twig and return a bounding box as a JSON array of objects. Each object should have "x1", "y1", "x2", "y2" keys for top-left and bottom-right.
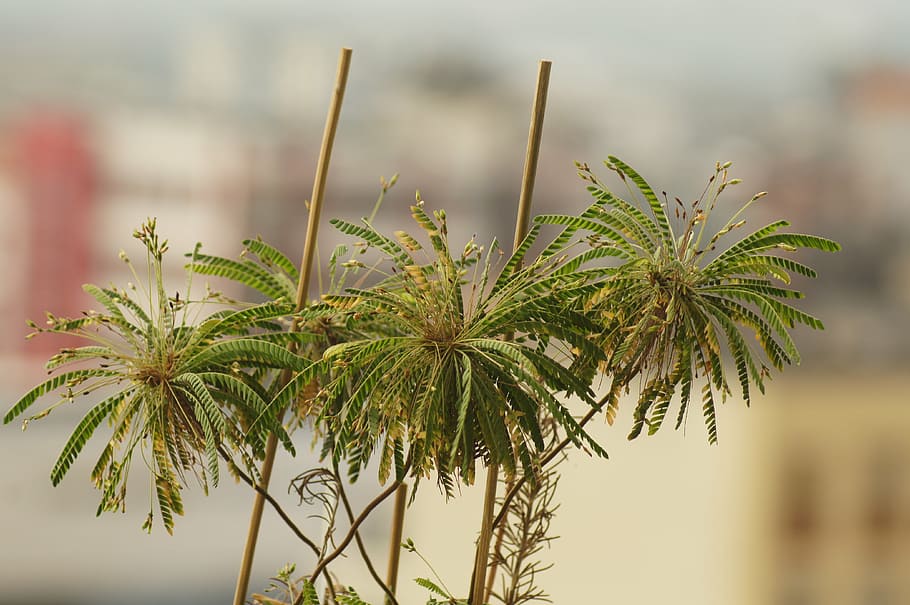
[
  {"x1": 483, "y1": 477, "x2": 513, "y2": 603},
  {"x1": 223, "y1": 450, "x2": 320, "y2": 556},
  {"x1": 333, "y1": 464, "x2": 400, "y2": 605},
  {"x1": 294, "y1": 477, "x2": 405, "y2": 605},
  {"x1": 219, "y1": 446, "x2": 337, "y2": 600}
]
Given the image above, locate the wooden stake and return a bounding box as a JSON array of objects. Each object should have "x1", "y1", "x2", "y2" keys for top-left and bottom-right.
[
  {"x1": 384, "y1": 483, "x2": 409, "y2": 604},
  {"x1": 232, "y1": 46, "x2": 353, "y2": 605},
  {"x1": 513, "y1": 60, "x2": 551, "y2": 253},
  {"x1": 468, "y1": 58, "x2": 552, "y2": 605}
]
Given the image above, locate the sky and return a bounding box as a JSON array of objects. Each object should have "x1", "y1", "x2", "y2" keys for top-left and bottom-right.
[{"x1": 2, "y1": 0, "x2": 909, "y2": 98}]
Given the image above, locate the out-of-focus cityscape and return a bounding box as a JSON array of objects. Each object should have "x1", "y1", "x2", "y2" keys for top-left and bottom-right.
[{"x1": 0, "y1": 2, "x2": 908, "y2": 604}]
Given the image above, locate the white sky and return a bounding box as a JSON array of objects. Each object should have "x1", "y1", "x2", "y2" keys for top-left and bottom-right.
[{"x1": 1, "y1": 0, "x2": 908, "y2": 97}]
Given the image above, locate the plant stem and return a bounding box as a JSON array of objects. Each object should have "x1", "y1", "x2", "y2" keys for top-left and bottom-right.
[
  {"x1": 385, "y1": 483, "x2": 408, "y2": 604},
  {"x1": 220, "y1": 447, "x2": 336, "y2": 598},
  {"x1": 222, "y1": 447, "x2": 320, "y2": 557},
  {"x1": 334, "y1": 466, "x2": 400, "y2": 605},
  {"x1": 468, "y1": 58, "x2": 551, "y2": 605},
  {"x1": 295, "y1": 478, "x2": 405, "y2": 605},
  {"x1": 233, "y1": 46, "x2": 353, "y2": 605},
  {"x1": 513, "y1": 61, "x2": 551, "y2": 253}
]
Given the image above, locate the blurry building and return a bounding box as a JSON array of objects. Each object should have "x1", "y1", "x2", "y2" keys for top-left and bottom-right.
[
  {"x1": 93, "y1": 105, "x2": 252, "y2": 275},
  {"x1": 0, "y1": 112, "x2": 95, "y2": 359},
  {"x1": 841, "y1": 65, "x2": 910, "y2": 312},
  {"x1": 749, "y1": 375, "x2": 910, "y2": 605}
]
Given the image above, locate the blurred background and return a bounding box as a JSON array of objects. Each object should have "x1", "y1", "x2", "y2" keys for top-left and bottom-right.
[{"x1": 1, "y1": 1, "x2": 909, "y2": 604}]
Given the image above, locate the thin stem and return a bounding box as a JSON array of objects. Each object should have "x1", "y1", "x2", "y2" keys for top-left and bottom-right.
[
  {"x1": 295, "y1": 478, "x2": 405, "y2": 605},
  {"x1": 333, "y1": 466, "x2": 400, "y2": 605},
  {"x1": 220, "y1": 446, "x2": 320, "y2": 557},
  {"x1": 513, "y1": 60, "x2": 551, "y2": 253},
  {"x1": 220, "y1": 448, "x2": 337, "y2": 602},
  {"x1": 483, "y1": 477, "x2": 512, "y2": 603}
]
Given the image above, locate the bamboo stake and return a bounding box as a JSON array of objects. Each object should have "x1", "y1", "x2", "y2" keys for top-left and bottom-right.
[
  {"x1": 468, "y1": 58, "x2": 552, "y2": 605},
  {"x1": 232, "y1": 46, "x2": 353, "y2": 605},
  {"x1": 512, "y1": 60, "x2": 551, "y2": 255},
  {"x1": 384, "y1": 483, "x2": 409, "y2": 604}
]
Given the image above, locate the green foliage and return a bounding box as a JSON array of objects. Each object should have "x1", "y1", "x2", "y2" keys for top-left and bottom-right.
[
  {"x1": 251, "y1": 563, "x2": 302, "y2": 605},
  {"x1": 5, "y1": 219, "x2": 303, "y2": 533},
  {"x1": 537, "y1": 158, "x2": 840, "y2": 443},
  {"x1": 299, "y1": 579, "x2": 320, "y2": 605},
  {"x1": 186, "y1": 237, "x2": 298, "y2": 302},
  {"x1": 187, "y1": 232, "x2": 390, "y2": 437},
  {"x1": 279, "y1": 197, "x2": 610, "y2": 493},
  {"x1": 6, "y1": 156, "x2": 839, "y2": 603}
]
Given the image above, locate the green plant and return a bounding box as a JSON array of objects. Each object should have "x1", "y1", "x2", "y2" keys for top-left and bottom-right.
[
  {"x1": 274, "y1": 196, "x2": 608, "y2": 495},
  {"x1": 535, "y1": 158, "x2": 839, "y2": 444},
  {"x1": 4, "y1": 136, "x2": 838, "y2": 604},
  {"x1": 240, "y1": 158, "x2": 833, "y2": 605},
  {"x1": 3, "y1": 219, "x2": 301, "y2": 533}
]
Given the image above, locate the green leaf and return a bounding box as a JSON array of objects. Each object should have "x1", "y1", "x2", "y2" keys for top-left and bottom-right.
[
  {"x1": 337, "y1": 588, "x2": 371, "y2": 605},
  {"x1": 242, "y1": 237, "x2": 300, "y2": 282},
  {"x1": 205, "y1": 301, "x2": 296, "y2": 336},
  {"x1": 534, "y1": 213, "x2": 635, "y2": 256},
  {"x1": 300, "y1": 579, "x2": 320, "y2": 605},
  {"x1": 700, "y1": 379, "x2": 718, "y2": 445},
  {"x1": 490, "y1": 224, "x2": 541, "y2": 294},
  {"x1": 51, "y1": 390, "x2": 131, "y2": 486},
  {"x1": 415, "y1": 577, "x2": 450, "y2": 598},
  {"x1": 329, "y1": 218, "x2": 411, "y2": 265},
  {"x1": 186, "y1": 254, "x2": 291, "y2": 299},
  {"x1": 82, "y1": 284, "x2": 143, "y2": 339},
  {"x1": 608, "y1": 156, "x2": 674, "y2": 247},
  {"x1": 186, "y1": 338, "x2": 308, "y2": 371},
  {"x1": 5, "y1": 369, "x2": 120, "y2": 424},
  {"x1": 45, "y1": 346, "x2": 118, "y2": 371},
  {"x1": 174, "y1": 373, "x2": 227, "y2": 437}
]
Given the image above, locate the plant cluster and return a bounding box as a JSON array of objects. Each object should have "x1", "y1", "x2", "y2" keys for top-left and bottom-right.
[{"x1": 5, "y1": 159, "x2": 838, "y2": 604}]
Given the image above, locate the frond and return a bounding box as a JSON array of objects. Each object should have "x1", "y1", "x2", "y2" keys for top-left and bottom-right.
[
  {"x1": 489, "y1": 224, "x2": 542, "y2": 297},
  {"x1": 336, "y1": 588, "x2": 371, "y2": 605},
  {"x1": 4, "y1": 369, "x2": 120, "y2": 424},
  {"x1": 186, "y1": 253, "x2": 291, "y2": 299},
  {"x1": 328, "y1": 217, "x2": 411, "y2": 264},
  {"x1": 50, "y1": 390, "x2": 131, "y2": 486},
  {"x1": 607, "y1": 155, "x2": 674, "y2": 247},
  {"x1": 242, "y1": 237, "x2": 300, "y2": 283},
  {"x1": 185, "y1": 338, "x2": 308, "y2": 371},
  {"x1": 533, "y1": 213, "x2": 635, "y2": 257},
  {"x1": 82, "y1": 285, "x2": 143, "y2": 339},
  {"x1": 415, "y1": 577, "x2": 450, "y2": 598}
]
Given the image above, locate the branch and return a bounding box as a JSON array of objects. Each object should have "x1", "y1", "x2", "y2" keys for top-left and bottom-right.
[
  {"x1": 294, "y1": 477, "x2": 406, "y2": 605},
  {"x1": 334, "y1": 464, "x2": 400, "y2": 605},
  {"x1": 219, "y1": 447, "x2": 321, "y2": 556}
]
